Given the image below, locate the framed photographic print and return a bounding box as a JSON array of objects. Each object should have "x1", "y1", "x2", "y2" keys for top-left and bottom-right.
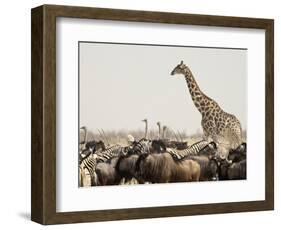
[{"x1": 31, "y1": 4, "x2": 274, "y2": 225}]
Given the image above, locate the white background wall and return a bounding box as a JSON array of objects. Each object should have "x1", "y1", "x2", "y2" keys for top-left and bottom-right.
[{"x1": 0, "y1": 0, "x2": 279, "y2": 228}]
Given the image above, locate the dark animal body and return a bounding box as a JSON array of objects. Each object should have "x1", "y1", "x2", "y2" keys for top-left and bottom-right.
[
  {"x1": 219, "y1": 142, "x2": 246, "y2": 180},
  {"x1": 116, "y1": 154, "x2": 143, "y2": 183},
  {"x1": 80, "y1": 145, "x2": 128, "y2": 186},
  {"x1": 187, "y1": 155, "x2": 218, "y2": 181},
  {"x1": 86, "y1": 140, "x2": 106, "y2": 152},
  {"x1": 136, "y1": 152, "x2": 200, "y2": 183},
  {"x1": 182, "y1": 142, "x2": 218, "y2": 181},
  {"x1": 95, "y1": 157, "x2": 122, "y2": 186},
  {"x1": 151, "y1": 140, "x2": 167, "y2": 153},
  {"x1": 228, "y1": 142, "x2": 246, "y2": 162},
  {"x1": 227, "y1": 160, "x2": 246, "y2": 180}
]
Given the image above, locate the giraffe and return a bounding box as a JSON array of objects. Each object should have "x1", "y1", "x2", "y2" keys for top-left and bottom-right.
[{"x1": 170, "y1": 61, "x2": 243, "y2": 158}]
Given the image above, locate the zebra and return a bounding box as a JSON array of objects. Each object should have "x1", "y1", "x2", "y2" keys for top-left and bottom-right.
[
  {"x1": 130, "y1": 138, "x2": 151, "y2": 155},
  {"x1": 96, "y1": 145, "x2": 129, "y2": 163},
  {"x1": 79, "y1": 145, "x2": 129, "y2": 186},
  {"x1": 167, "y1": 140, "x2": 217, "y2": 160},
  {"x1": 79, "y1": 153, "x2": 99, "y2": 186},
  {"x1": 79, "y1": 140, "x2": 106, "y2": 165}
]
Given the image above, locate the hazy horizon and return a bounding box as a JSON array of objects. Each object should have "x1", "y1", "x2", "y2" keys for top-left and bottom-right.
[{"x1": 79, "y1": 42, "x2": 247, "y2": 136}]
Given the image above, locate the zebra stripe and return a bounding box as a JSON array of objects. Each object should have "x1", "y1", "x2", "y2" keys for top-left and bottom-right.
[
  {"x1": 79, "y1": 153, "x2": 98, "y2": 185},
  {"x1": 132, "y1": 139, "x2": 151, "y2": 155},
  {"x1": 80, "y1": 145, "x2": 129, "y2": 186},
  {"x1": 96, "y1": 145, "x2": 124, "y2": 162},
  {"x1": 167, "y1": 140, "x2": 209, "y2": 160}
]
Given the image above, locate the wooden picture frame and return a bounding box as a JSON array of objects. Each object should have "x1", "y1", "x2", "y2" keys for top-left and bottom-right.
[{"x1": 31, "y1": 4, "x2": 274, "y2": 225}]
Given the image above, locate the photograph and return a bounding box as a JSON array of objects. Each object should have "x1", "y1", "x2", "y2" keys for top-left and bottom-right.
[
  {"x1": 30, "y1": 4, "x2": 274, "y2": 224},
  {"x1": 78, "y1": 42, "x2": 247, "y2": 187}
]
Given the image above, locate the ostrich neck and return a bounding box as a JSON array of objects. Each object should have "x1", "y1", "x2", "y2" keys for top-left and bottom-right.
[
  {"x1": 163, "y1": 128, "x2": 166, "y2": 139},
  {"x1": 83, "y1": 127, "x2": 87, "y2": 149},
  {"x1": 144, "y1": 122, "x2": 148, "y2": 139},
  {"x1": 84, "y1": 128, "x2": 88, "y2": 143},
  {"x1": 158, "y1": 125, "x2": 161, "y2": 140}
]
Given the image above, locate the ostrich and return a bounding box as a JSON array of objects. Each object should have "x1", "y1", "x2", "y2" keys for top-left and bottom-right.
[
  {"x1": 162, "y1": 125, "x2": 167, "y2": 139},
  {"x1": 142, "y1": 119, "x2": 148, "y2": 140},
  {"x1": 156, "y1": 122, "x2": 161, "y2": 140},
  {"x1": 80, "y1": 126, "x2": 88, "y2": 152}
]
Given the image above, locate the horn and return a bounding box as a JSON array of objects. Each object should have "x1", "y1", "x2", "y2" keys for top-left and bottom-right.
[{"x1": 180, "y1": 60, "x2": 183, "y2": 65}]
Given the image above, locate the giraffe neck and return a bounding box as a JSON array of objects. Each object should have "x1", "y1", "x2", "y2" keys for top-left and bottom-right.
[{"x1": 184, "y1": 69, "x2": 211, "y2": 114}]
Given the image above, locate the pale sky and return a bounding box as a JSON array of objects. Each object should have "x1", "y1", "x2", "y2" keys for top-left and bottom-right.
[{"x1": 79, "y1": 42, "x2": 247, "y2": 135}]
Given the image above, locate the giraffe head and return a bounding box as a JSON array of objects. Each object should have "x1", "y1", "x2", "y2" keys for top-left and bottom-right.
[{"x1": 171, "y1": 60, "x2": 189, "y2": 76}]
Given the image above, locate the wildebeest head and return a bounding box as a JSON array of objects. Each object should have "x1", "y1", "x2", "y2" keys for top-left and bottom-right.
[
  {"x1": 120, "y1": 146, "x2": 131, "y2": 156},
  {"x1": 85, "y1": 140, "x2": 106, "y2": 153},
  {"x1": 151, "y1": 140, "x2": 166, "y2": 153},
  {"x1": 228, "y1": 150, "x2": 246, "y2": 163},
  {"x1": 228, "y1": 142, "x2": 246, "y2": 162}
]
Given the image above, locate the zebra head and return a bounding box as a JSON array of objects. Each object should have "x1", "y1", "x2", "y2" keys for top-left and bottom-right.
[
  {"x1": 208, "y1": 141, "x2": 217, "y2": 150},
  {"x1": 131, "y1": 139, "x2": 151, "y2": 155}
]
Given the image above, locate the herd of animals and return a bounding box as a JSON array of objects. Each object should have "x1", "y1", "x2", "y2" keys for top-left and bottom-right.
[{"x1": 79, "y1": 61, "x2": 247, "y2": 187}]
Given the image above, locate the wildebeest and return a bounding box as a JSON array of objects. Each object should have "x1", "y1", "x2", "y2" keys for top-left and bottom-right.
[
  {"x1": 228, "y1": 142, "x2": 246, "y2": 162},
  {"x1": 227, "y1": 160, "x2": 246, "y2": 180},
  {"x1": 86, "y1": 140, "x2": 106, "y2": 152},
  {"x1": 187, "y1": 155, "x2": 219, "y2": 181},
  {"x1": 181, "y1": 141, "x2": 218, "y2": 181},
  {"x1": 151, "y1": 140, "x2": 167, "y2": 153},
  {"x1": 116, "y1": 154, "x2": 145, "y2": 184},
  {"x1": 80, "y1": 145, "x2": 130, "y2": 186},
  {"x1": 115, "y1": 140, "x2": 151, "y2": 184},
  {"x1": 95, "y1": 157, "x2": 122, "y2": 186},
  {"x1": 218, "y1": 142, "x2": 246, "y2": 180},
  {"x1": 135, "y1": 152, "x2": 200, "y2": 183}
]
